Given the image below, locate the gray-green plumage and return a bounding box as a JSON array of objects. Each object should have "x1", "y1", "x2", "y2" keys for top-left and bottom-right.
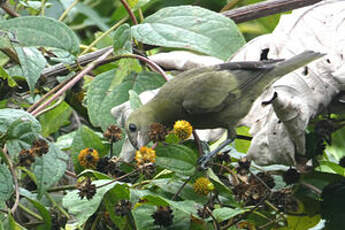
[{"x1": 125, "y1": 51, "x2": 323, "y2": 153}]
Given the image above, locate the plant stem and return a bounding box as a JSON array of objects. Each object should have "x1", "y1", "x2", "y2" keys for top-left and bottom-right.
[
  {"x1": 59, "y1": 0, "x2": 80, "y2": 21},
  {"x1": 120, "y1": 0, "x2": 138, "y2": 25}
]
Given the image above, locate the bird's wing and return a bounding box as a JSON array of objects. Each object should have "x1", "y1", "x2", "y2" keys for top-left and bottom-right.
[{"x1": 181, "y1": 61, "x2": 277, "y2": 114}]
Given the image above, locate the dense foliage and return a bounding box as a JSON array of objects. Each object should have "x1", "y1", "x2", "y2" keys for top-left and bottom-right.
[{"x1": 0, "y1": 0, "x2": 344, "y2": 229}]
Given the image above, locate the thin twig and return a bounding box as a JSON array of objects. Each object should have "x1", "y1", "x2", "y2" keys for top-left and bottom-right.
[
  {"x1": 34, "y1": 93, "x2": 65, "y2": 117},
  {"x1": 30, "y1": 48, "x2": 114, "y2": 116},
  {"x1": 96, "y1": 164, "x2": 147, "y2": 189},
  {"x1": 222, "y1": 0, "x2": 322, "y2": 23},
  {"x1": 98, "y1": 54, "x2": 169, "y2": 81},
  {"x1": 171, "y1": 176, "x2": 192, "y2": 201},
  {"x1": 80, "y1": 16, "x2": 128, "y2": 55},
  {"x1": 40, "y1": 0, "x2": 47, "y2": 16},
  {"x1": 59, "y1": 0, "x2": 80, "y2": 21},
  {"x1": 120, "y1": 0, "x2": 138, "y2": 25},
  {"x1": 192, "y1": 130, "x2": 203, "y2": 157},
  {"x1": 1, "y1": 2, "x2": 20, "y2": 17},
  {"x1": 300, "y1": 182, "x2": 322, "y2": 195},
  {"x1": 45, "y1": 192, "x2": 70, "y2": 218},
  {"x1": 27, "y1": 77, "x2": 71, "y2": 112},
  {"x1": 65, "y1": 170, "x2": 77, "y2": 178},
  {"x1": 2, "y1": 146, "x2": 20, "y2": 214},
  {"x1": 47, "y1": 184, "x2": 77, "y2": 192},
  {"x1": 206, "y1": 207, "x2": 221, "y2": 230},
  {"x1": 18, "y1": 203, "x2": 43, "y2": 221}
]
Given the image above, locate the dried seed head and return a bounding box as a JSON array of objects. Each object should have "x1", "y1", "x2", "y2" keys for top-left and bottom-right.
[
  {"x1": 148, "y1": 123, "x2": 168, "y2": 143},
  {"x1": 104, "y1": 125, "x2": 123, "y2": 142},
  {"x1": 76, "y1": 177, "x2": 96, "y2": 200},
  {"x1": 152, "y1": 206, "x2": 174, "y2": 227}
]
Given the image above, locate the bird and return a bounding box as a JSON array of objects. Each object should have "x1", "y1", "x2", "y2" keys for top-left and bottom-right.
[{"x1": 124, "y1": 51, "x2": 323, "y2": 168}]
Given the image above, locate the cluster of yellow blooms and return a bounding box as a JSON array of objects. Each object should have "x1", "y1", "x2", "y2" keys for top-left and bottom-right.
[
  {"x1": 135, "y1": 146, "x2": 156, "y2": 166},
  {"x1": 173, "y1": 120, "x2": 193, "y2": 140},
  {"x1": 78, "y1": 148, "x2": 99, "y2": 169},
  {"x1": 193, "y1": 177, "x2": 214, "y2": 196}
]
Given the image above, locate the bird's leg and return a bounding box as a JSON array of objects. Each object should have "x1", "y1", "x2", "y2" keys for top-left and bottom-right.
[
  {"x1": 198, "y1": 129, "x2": 235, "y2": 169},
  {"x1": 192, "y1": 130, "x2": 203, "y2": 157}
]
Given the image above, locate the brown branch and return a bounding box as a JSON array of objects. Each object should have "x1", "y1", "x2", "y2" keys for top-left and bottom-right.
[
  {"x1": 120, "y1": 0, "x2": 138, "y2": 25},
  {"x1": 30, "y1": 48, "x2": 114, "y2": 116},
  {"x1": 1, "y1": 2, "x2": 20, "y2": 17},
  {"x1": 171, "y1": 176, "x2": 192, "y2": 201},
  {"x1": 222, "y1": 0, "x2": 323, "y2": 23},
  {"x1": 2, "y1": 146, "x2": 20, "y2": 214}
]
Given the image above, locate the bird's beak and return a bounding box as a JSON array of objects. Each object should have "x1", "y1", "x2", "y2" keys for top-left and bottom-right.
[{"x1": 127, "y1": 133, "x2": 139, "y2": 150}]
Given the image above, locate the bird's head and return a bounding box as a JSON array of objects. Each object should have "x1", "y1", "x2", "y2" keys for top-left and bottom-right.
[{"x1": 125, "y1": 109, "x2": 153, "y2": 150}]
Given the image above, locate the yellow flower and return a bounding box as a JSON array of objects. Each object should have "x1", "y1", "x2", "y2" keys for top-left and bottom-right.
[
  {"x1": 173, "y1": 120, "x2": 193, "y2": 140},
  {"x1": 78, "y1": 148, "x2": 99, "y2": 169},
  {"x1": 193, "y1": 177, "x2": 214, "y2": 196},
  {"x1": 135, "y1": 146, "x2": 156, "y2": 166}
]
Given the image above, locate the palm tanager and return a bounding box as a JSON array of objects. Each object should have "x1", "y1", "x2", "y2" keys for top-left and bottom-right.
[{"x1": 125, "y1": 51, "x2": 323, "y2": 168}]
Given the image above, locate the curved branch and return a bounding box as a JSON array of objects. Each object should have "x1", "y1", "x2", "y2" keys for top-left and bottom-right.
[{"x1": 2, "y1": 146, "x2": 19, "y2": 214}]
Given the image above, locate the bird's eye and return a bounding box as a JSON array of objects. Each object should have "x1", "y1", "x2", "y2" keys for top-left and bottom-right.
[{"x1": 129, "y1": 123, "x2": 137, "y2": 132}]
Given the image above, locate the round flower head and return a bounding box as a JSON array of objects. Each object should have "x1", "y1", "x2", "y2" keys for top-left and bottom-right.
[
  {"x1": 193, "y1": 177, "x2": 214, "y2": 196},
  {"x1": 78, "y1": 148, "x2": 99, "y2": 169},
  {"x1": 173, "y1": 120, "x2": 193, "y2": 140},
  {"x1": 135, "y1": 146, "x2": 156, "y2": 166}
]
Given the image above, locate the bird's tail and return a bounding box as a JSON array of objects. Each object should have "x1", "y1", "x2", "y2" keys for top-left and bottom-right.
[{"x1": 268, "y1": 51, "x2": 324, "y2": 77}]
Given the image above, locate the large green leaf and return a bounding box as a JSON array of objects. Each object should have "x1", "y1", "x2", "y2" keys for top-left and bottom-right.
[
  {"x1": 40, "y1": 101, "x2": 73, "y2": 137},
  {"x1": 113, "y1": 23, "x2": 132, "y2": 55},
  {"x1": 155, "y1": 144, "x2": 197, "y2": 177},
  {"x1": 15, "y1": 47, "x2": 47, "y2": 93},
  {"x1": 151, "y1": 178, "x2": 208, "y2": 203},
  {"x1": 24, "y1": 196, "x2": 52, "y2": 230},
  {"x1": 0, "y1": 164, "x2": 14, "y2": 202},
  {"x1": 0, "y1": 109, "x2": 41, "y2": 157},
  {"x1": 62, "y1": 180, "x2": 124, "y2": 225},
  {"x1": 87, "y1": 70, "x2": 165, "y2": 130},
  {"x1": 212, "y1": 207, "x2": 247, "y2": 222},
  {"x1": 132, "y1": 6, "x2": 245, "y2": 60},
  {"x1": 0, "y1": 16, "x2": 79, "y2": 54},
  {"x1": 32, "y1": 143, "x2": 68, "y2": 198}
]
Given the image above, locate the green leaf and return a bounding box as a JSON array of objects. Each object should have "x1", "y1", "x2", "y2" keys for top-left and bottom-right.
[
  {"x1": 15, "y1": 47, "x2": 47, "y2": 93},
  {"x1": 165, "y1": 133, "x2": 180, "y2": 144},
  {"x1": 207, "y1": 168, "x2": 238, "y2": 206},
  {"x1": 0, "y1": 164, "x2": 14, "y2": 202},
  {"x1": 24, "y1": 196, "x2": 52, "y2": 229},
  {"x1": 212, "y1": 207, "x2": 247, "y2": 222},
  {"x1": 326, "y1": 127, "x2": 345, "y2": 160},
  {"x1": 55, "y1": 131, "x2": 76, "y2": 151},
  {"x1": 318, "y1": 160, "x2": 345, "y2": 176},
  {"x1": 113, "y1": 23, "x2": 132, "y2": 55},
  {"x1": 104, "y1": 183, "x2": 130, "y2": 229},
  {"x1": 87, "y1": 70, "x2": 165, "y2": 130},
  {"x1": 132, "y1": 6, "x2": 245, "y2": 60},
  {"x1": 75, "y1": 3, "x2": 109, "y2": 32},
  {"x1": 71, "y1": 125, "x2": 109, "y2": 174},
  {"x1": 32, "y1": 143, "x2": 67, "y2": 198},
  {"x1": 0, "y1": 109, "x2": 41, "y2": 157},
  {"x1": 0, "y1": 67, "x2": 17, "y2": 87},
  {"x1": 39, "y1": 101, "x2": 73, "y2": 137},
  {"x1": 151, "y1": 178, "x2": 208, "y2": 203},
  {"x1": 155, "y1": 144, "x2": 197, "y2": 177},
  {"x1": 0, "y1": 16, "x2": 79, "y2": 54},
  {"x1": 129, "y1": 89, "x2": 142, "y2": 110},
  {"x1": 62, "y1": 180, "x2": 122, "y2": 225}
]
